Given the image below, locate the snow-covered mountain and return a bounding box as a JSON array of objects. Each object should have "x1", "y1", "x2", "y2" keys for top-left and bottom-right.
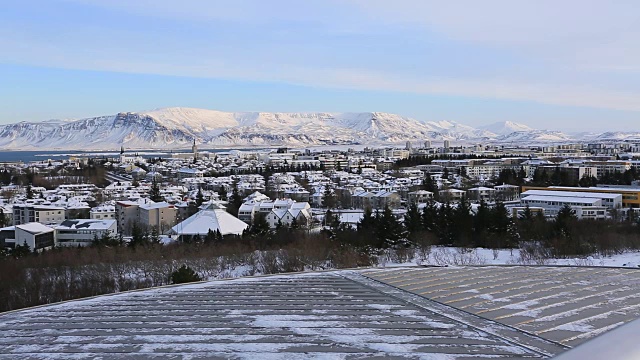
[
  {"x1": 478, "y1": 121, "x2": 535, "y2": 136},
  {"x1": 495, "y1": 130, "x2": 573, "y2": 142},
  {"x1": 0, "y1": 107, "x2": 575, "y2": 150},
  {"x1": 590, "y1": 132, "x2": 640, "y2": 141}
]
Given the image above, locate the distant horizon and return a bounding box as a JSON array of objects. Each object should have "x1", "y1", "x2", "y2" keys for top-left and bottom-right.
[{"x1": 2, "y1": 1, "x2": 640, "y2": 132}]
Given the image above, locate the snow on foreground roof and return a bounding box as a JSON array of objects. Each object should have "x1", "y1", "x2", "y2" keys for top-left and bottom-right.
[
  {"x1": 0, "y1": 268, "x2": 570, "y2": 359},
  {"x1": 363, "y1": 266, "x2": 640, "y2": 349}
]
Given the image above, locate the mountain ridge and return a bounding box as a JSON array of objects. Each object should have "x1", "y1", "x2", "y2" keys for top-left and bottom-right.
[{"x1": 0, "y1": 107, "x2": 618, "y2": 150}]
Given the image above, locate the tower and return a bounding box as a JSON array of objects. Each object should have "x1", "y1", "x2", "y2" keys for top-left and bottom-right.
[{"x1": 192, "y1": 139, "x2": 198, "y2": 160}]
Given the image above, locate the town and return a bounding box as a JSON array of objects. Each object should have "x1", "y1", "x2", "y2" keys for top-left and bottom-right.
[{"x1": 1, "y1": 138, "x2": 639, "y2": 254}]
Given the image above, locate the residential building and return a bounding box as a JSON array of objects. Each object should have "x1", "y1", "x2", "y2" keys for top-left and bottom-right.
[
  {"x1": 90, "y1": 205, "x2": 116, "y2": 220},
  {"x1": 138, "y1": 202, "x2": 178, "y2": 234},
  {"x1": 467, "y1": 187, "x2": 496, "y2": 202},
  {"x1": 55, "y1": 219, "x2": 118, "y2": 247},
  {"x1": 13, "y1": 204, "x2": 65, "y2": 226},
  {"x1": 407, "y1": 190, "x2": 434, "y2": 205},
  {"x1": 494, "y1": 184, "x2": 521, "y2": 201},
  {"x1": 116, "y1": 199, "x2": 177, "y2": 235},
  {"x1": 265, "y1": 202, "x2": 312, "y2": 229}
]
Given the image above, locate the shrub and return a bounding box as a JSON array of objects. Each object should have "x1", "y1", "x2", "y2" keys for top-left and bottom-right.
[{"x1": 170, "y1": 265, "x2": 202, "y2": 284}]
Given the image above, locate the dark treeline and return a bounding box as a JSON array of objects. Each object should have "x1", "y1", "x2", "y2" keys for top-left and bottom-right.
[
  {"x1": 395, "y1": 154, "x2": 501, "y2": 168},
  {"x1": 326, "y1": 199, "x2": 640, "y2": 259}
]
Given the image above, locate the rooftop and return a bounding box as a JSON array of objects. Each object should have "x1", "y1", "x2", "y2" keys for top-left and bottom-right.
[
  {"x1": 1, "y1": 266, "x2": 639, "y2": 358},
  {"x1": 522, "y1": 195, "x2": 601, "y2": 204},
  {"x1": 56, "y1": 219, "x2": 116, "y2": 231}
]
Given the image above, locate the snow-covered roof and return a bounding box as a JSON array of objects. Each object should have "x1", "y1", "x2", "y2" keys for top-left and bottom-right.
[
  {"x1": 56, "y1": 219, "x2": 116, "y2": 231},
  {"x1": 5, "y1": 267, "x2": 634, "y2": 357},
  {"x1": 139, "y1": 202, "x2": 173, "y2": 210},
  {"x1": 170, "y1": 203, "x2": 247, "y2": 236},
  {"x1": 16, "y1": 222, "x2": 54, "y2": 234},
  {"x1": 522, "y1": 190, "x2": 621, "y2": 199},
  {"x1": 522, "y1": 195, "x2": 601, "y2": 204}
]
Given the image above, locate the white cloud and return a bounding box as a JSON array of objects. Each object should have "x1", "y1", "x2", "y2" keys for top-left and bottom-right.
[{"x1": 5, "y1": 0, "x2": 640, "y2": 115}]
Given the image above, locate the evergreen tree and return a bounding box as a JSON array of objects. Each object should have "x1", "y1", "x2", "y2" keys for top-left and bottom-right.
[
  {"x1": 248, "y1": 213, "x2": 271, "y2": 238},
  {"x1": 404, "y1": 203, "x2": 423, "y2": 235},
  {"x1": 377, "y1": 206, "x2": 405, "y2": 248},
  {"x1": 517, "y1": 167, "x2": 527, "y2": 184},
  {"x1": 149, "y1": 227, "x2": 161, "y2": 245},
  {"x1": 352, "y1": 207, "x2": 378, "y2": 247},
  {"x1": 491, "y1": 201, "x2": 510, "y2": 235},
  {"x1": 290, "y1": 217, "x2": 299, "y2": 230},
  {"x1": 196, "y1": 187, "x2": 205, "y2": 206},
  {"x1": 555, "y1": 204, "x2": 576, "y2": 238},
  {"x1": 128, "y1": 222, "x2": 149, "y2": 248},
  {"x1": 323, "y1": 186, "x2": 337, "y2": 209},
  {"x1": 520, "y1": 204, "x2": 534, "y2": 222},
  {"x1": 473, "y1": 200, "x2": 491, "y2": 247},
  {"x1": 453, "y1": 196, "x2": 473, "y2": 246},
  {"x1": 26, "y1": 184, "x2": 33, "y2": 199},
  {"x1": 442, "y1": 167, "x2": 450, "y2": 180},
  {"x1": 423, "y1": 173, "x2": 437, "y2": 193},
  {"x1": 205, "y1": 229, "x2": 216, "y2": 244},
  {"x1": 149, "y1": 180, "x2": 163, "y2": 202},
  {"x1": 170, "y1": 265, "x2": 202, "y2": 284},
  {"x1": 228, "y1": 181, "x2": 243, "y2": 217},
  {"x1": 436, "y1": 202, "x2": 455, "y2": 245},
  {"x1": 216, "y1": 187, "x2": 227, "y2": 202},
  {"x1": 421, "y1": 200, "x2": 438, "y2": 233},
  {"x1": 12, "y1": 243, "x2": 31, "y2": 258}
]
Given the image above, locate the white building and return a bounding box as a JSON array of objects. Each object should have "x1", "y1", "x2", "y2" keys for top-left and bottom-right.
[
  {"x1": 15, "y1": 223, "x2": 55, "y2": 251},
  {"x1": 13, "y1": 204, "x2": 66, "y2": 226},
  {"x1": 521, "y1": 190, "x2": 622, "y2": 210},
  {"x1": 521, "y1": 195, "x2": 608, "y2": 219},
  {"x1": 265, "y1": 202, "x2": 312, "y2": 229},
  {"x1": 169, "y1": 203, "x2": 248, "y2": 240},
  {"x1": 55, "y1": 219, "x2": 118, "y2": 247},
  {"x1": 90, "y1": 204, "x2": 116, "y2": 220}
]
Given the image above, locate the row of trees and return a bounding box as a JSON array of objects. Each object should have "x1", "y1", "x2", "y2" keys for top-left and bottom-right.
[{"x1": 324, "y1": 199, "x2": 640, "y2": 258}]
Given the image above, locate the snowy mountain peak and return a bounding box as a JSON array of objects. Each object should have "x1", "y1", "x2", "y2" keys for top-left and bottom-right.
[{"x1": 478, "y1": 121, "x2": 536, "y2": 136}]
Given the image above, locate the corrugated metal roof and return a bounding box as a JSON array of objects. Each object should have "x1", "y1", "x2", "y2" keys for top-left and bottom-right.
[
  {"x1": 361, "y1": 266, "x2": 640, "y2": 348},
  {"x1": 1, "y1": 266, "x2": 639, "y2": 358}
]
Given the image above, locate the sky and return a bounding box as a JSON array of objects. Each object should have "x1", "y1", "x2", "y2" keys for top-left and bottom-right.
[{"x1": 2, "y1": 0, "x2": 640, "y2": 132}]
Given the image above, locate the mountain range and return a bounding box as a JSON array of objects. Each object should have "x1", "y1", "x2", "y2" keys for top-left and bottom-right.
[{"x1": 0, "y1": 107, "x2": 632, "y2": 150}]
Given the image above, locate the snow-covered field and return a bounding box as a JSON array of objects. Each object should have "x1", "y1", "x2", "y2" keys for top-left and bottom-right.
[{"x1": 379, "y1": 247, "x2": 640, "y2": 269}]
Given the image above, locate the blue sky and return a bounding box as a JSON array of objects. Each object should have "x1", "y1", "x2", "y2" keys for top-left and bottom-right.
[{"x1": 2, "y1": 0, "x2": 640, "y2": 131}]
